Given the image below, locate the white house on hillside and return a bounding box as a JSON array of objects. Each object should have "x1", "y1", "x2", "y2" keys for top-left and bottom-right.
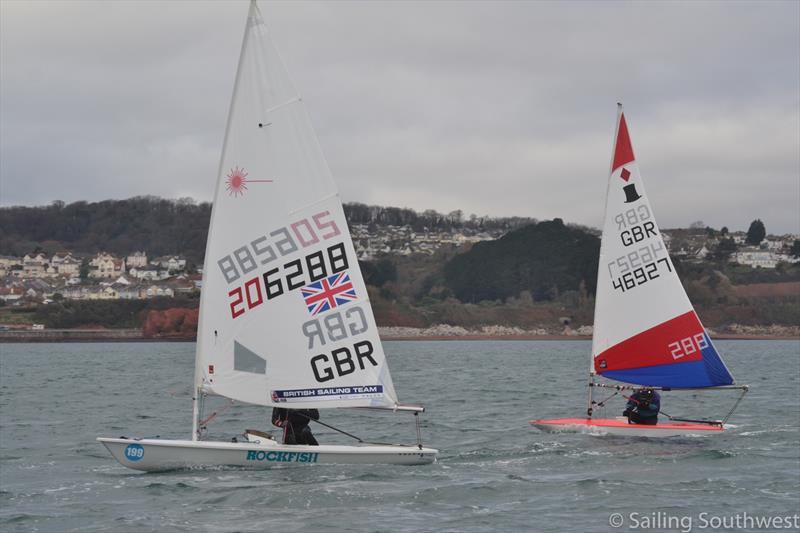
[
  {"x1": 730, "y1": 248, "x2": 796, "y2": 269},
  {"x1": 50, "y1": 252, "x2": 81, "y2": 278},
  {"x1": 22, "y1": 253, "x2": 49, "y2": 278},
  {"x1": 151, "y1": 256, "x2": 186, "y2": 272},
  {"x1": 89, "y1": 253, "x2": 125, "y2": 279},
  {"x1": 126, "y1": 251, "x2": 148, "y2": 268}
]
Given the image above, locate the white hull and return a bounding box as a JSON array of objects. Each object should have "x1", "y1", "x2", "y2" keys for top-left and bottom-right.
[
  {"x1": 530, "y1": 417, "x2": 724, "y2": 437},
  {"x1": 97, "y1": 437, "x2": 437, "y2": 472}
]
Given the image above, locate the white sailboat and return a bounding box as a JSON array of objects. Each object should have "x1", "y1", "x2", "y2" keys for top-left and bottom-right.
[
  {"x1": 99, "y1": 1, "x2": 437, "y2": 471},
  {"x1": 531, "y1": 105, "x2": 748, "y2": 437}
]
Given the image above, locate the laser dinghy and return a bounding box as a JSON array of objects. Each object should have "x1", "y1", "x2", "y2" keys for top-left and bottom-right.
[{"x1": 99, "y1": 1, "x2": 436, "y2": 471}]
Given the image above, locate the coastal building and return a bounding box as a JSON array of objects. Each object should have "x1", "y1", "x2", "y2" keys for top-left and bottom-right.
[
  {"x1": 168, "y1": 278, "x2": 197, "y2": 295},
  {"x1": 144, "y1": 284, "x2": 175, "y2": 298},
  {"x1": 150, "y1": 256, "x2": 186, "y2": 272},
  {"x1": 50, "y1": 252, "x2": 81, "y2": 278},
  {"x1": 730, "y1": 248, "x2": 797, "y2": 269},
  {"x1": 0, "y1": 287, "x2": 24, "y2": 302},
  {"x1": 126, "y1": 251, "x2": 148, "y2": 268},
  {"x1": 128, "y1": 267, "x2": 170, "y2": 281},
  {"x1": 22, "y1": 253, "x2": 49, "y2": 278},
  {"x1": 117, "y1": 285, "x2": 144, "y2": 300},
  {"x1": 89, "y1": 253, "x2": 125, "y2": 279},
  {"x1": 84, "y1": 286, "x2": 119, "y2": 300},
  {"x1": 0, "y1": 255, "x2": 22, "y2": 277}
]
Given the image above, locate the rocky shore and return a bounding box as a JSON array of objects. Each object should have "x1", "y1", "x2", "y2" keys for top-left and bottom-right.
[
  {"x1": 1, "y1": 324, "x2": 797, "y2": 342},
  {"x1": 378, "y1": 324, "x2": 593, "y2": 340},
  {"x1": 378, "y1": 323, "x2": 800, "y2": 340},
  {"x1": 0, "y1": 328, "x2": 144, "y2": 342},
  {"x1": 709, "y1": 324, "x2": 800, "y2": 339}
]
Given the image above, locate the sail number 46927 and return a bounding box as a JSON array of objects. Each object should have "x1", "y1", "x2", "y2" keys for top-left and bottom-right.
[
  {"x1": 611, "y1": 257, "x2": 672, "y2": 293},
  {"x1": 608, "y1": 242, "x2": 672, "y2": 293}
]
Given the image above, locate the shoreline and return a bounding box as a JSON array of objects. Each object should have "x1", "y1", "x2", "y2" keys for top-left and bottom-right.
[
  {"x1": 381, "y1": 334, "x2": 800, "y2": 341},
  {"x1": 0, "y1": 329, "x2": 797, "y2": 343}
]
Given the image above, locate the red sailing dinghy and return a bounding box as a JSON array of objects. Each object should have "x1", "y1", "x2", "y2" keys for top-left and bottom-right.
[{"x1": 531, "y1": 105, "x2": 747, "y2": 437}]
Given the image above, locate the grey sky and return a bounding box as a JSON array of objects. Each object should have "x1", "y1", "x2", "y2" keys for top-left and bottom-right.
[{"x1": 1, "y1": 0, "x2": 798, "y2": 234}]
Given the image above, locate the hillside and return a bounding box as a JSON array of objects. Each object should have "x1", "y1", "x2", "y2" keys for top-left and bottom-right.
[
  {"x1": 0, "y1": 197, "x2": 211, "y2": 264},
  {"x1": 0, "y1": 197, "x2": 534, "y2": 263},
  {"x1": 442, "y1": 218, "x2": 600, "y2": 303},
  {"x1": 1, "y1": 198, "x2": 798, "y2": 336}
]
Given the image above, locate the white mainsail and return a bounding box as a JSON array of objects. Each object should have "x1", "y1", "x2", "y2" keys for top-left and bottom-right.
[{"x1": 194, "y1": 2, "x2": 398, "y2": 411}]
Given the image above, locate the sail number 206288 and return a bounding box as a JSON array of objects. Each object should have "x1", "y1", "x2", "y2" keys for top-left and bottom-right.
[
  {"x1": 213, "y1": 210, "x2": 350, "y2": 319},
  {"x1": 228, "y1": 243, "x2": 348, "y2": 319}
]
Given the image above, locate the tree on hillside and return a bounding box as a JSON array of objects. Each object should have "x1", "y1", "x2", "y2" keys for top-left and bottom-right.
[
  {"x1": 713, "y1": 237, "x2": 737, "y2": 261},
  {"x1": 359, "y1": 258, "x2": 397, "y2": 287},
  {"x1": 746, "y1": 219, "x2": 766, "y2": 245},
  {"x1": 791, "y1": 240, "x2": 800, "y2": 258},
  {"x1": 720, "y1": 226, "x2": 729, "y2": 236},
  {"x1": 79, "y1": 258, "x2": 90, "y2": 281},
  {"x1": 442, "y1": 219, "x2": 600, "y2": 303}
]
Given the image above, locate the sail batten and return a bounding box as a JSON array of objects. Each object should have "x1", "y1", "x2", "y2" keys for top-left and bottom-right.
[
  {"x1": 194, "y1": 1, "x2": 401, "y2": 410},
  {"x1": 591, "y1": 107, "x2": 734, "y2": 389}
]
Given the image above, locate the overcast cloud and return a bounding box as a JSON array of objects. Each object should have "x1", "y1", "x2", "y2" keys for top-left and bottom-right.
[{"x1": 1, "y1": 0, "x2": 798, "y2": 233}]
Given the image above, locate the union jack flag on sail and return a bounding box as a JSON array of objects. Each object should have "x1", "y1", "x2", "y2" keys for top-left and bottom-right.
[{"x1": 301, "y1": 272, "x2": 357, "y2": 316}]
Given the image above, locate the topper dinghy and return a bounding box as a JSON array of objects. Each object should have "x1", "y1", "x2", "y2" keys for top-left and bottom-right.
[
  {"x1": 531, "y1": 105, "x2": 747, "y2": 437},
  {"x1": 99, "y1": 1, "x2": 436, "y2": 471}
]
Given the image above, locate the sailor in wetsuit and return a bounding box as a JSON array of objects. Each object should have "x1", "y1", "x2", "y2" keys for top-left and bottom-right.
[
  {"x1": 623, "y1": 389, "x2": 660, "y2": 425},
  {"x1": 272, "y1": 408, "x2": 320, "y2": 445}
]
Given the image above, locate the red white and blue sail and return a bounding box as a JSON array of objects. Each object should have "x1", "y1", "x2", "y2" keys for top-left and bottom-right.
[{"x1": 591, "y1": 106, "x2": 734, "y2": 388}]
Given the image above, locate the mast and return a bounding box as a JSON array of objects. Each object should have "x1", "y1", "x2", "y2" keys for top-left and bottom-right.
[
  {"x1": 588, "y1": 103, "x2": 624, "y2": 418},
  {"x1": 192, "y1": 0, "x2": 255, "y2": 441}
]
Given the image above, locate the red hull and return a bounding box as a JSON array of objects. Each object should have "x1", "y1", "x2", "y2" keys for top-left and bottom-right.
[{"x1": 530, "y1": 417, "x2": 724, "y2": 436}]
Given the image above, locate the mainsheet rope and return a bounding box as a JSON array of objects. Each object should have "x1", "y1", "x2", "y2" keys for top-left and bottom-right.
[
  {"x1": 198, "y1": 401, "x2": 420, "y2": 447},
  {"x1": 293, "y1": 410, "x2": 398, "y2": 446}
]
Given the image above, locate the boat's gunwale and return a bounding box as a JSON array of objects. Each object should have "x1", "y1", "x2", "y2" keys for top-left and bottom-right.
[
  {"x1": 97, "y1": 437, "x2": 438, "y2": 454},
  {"x1": 529, "y1": 417, "x2": 724, "y2": 432}
]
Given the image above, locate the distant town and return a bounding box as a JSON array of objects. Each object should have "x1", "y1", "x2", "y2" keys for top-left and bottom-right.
[
  {"x1": 0, "y1": 196, "x2": 797, "y2": 338},
  {"x1": 1, "y1": 224, "x2": 797, "y2": 308}
]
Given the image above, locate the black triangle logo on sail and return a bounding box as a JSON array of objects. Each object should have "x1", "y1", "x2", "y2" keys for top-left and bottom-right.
[
  {"x1": 623, "y1": 183, "x2": 642, "y2": 203},
  {"x1": 234, "y1": 340, "x2": 267, "y2": 374}
]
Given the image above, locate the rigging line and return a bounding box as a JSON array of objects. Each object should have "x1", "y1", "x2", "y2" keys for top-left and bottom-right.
[
  {"x1": 592, "y1": 390, "x2": 621, "y2": 408},
  {"x1": 262, "y1": 96, "x2": 302, "y2": 117},
  {"x1": 618, "y1": 392, "x2": 721, "y2": 426},
  {"x1": 415, "y1": 412, "x2": 423, "y2": 450},
  {"x1": 291, "y1": 411, "x2": 403, "y2": 447},
  {"x1": 721, "y1": 385, "x2": 749, "y2": 425},
  {"x1": 287, "y1": 193, "x2": 340, "y2": 216},
  {"x1": 619, "y1": 391, "x2": 672, "y2": 417},
  {"x1": 293, "y1": 411, "x2": 364, "y2": 443},
  {"x1": 198, "y1": 400, "x2": 235, "y2": 427},
  {"x1": 662, "y1": 417, "x2": 722, "y2": 426},
  {"x1": 592, "y1": 383, "x2": 748, "y2": 392}
]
